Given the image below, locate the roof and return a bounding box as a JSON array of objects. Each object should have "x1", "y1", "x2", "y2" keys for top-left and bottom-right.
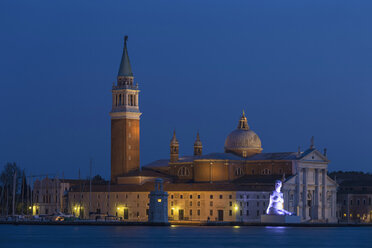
[
  {"x1": 118, "y1": 36, "x2": 133, "y2": 77},
  {"x1": 117, "y1": 169, "x2": 173, "y2": 179},
  {"x1": 143, "y1": 151, "x2": 299, "y2": 168},
  {"x1": 70, "y1": 181, "x2": 276, "y2": 193}
]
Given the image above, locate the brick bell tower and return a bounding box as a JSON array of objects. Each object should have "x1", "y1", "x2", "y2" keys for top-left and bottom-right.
[{"x1": 110, "y1": 36, "x2": 141, "y2": 183}]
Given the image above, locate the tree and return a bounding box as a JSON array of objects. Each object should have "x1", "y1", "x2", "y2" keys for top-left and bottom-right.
[
  {"x1": 0, "y1": 163, "x2": 22, "y2": 215},
  {"x1": 92, "y1": 174, "x2": 106, "y2": 185}
]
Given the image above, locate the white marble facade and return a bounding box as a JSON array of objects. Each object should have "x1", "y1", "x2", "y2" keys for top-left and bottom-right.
[{"x1": 283, "y1": 149, "x2": 338, "y2": 223}]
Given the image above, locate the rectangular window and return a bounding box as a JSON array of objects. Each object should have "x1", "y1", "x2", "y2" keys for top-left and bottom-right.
[
  {"x1": 257, "y1": 210, "x2": 259, "y2": 216},
  {"x1": 198, "y1": 195, "x2": 201, "y2": 199},
  {"x1": 229, "y1": 201, "x2": 232, "y2": 207},
  {"x1": 190, "y1": 202, "x2": 192, "y2": 207},
  {"x1": 246, "y1": 210, "x2": 249, "y2": 216},
  {"x1": 210, "y1": 195, "x2": 213, "y2": 199},
  {"x1": 171, "y1": 195, "x2": 174, "y2": 199},
  {"x1": 210, "y1": 210, "x2": 213, "y2": 216},
  {"x1": 240, "y1": 202, "x2": 242, "y2": 207},
  {"x1": 198, "y1": 201, "x2": 200, "y2": 206},
  {"x1": 240, "y1": 210, "x2": 242, "y2": 216},
  {"x1": 180, "y1": 195, "x2": 183, "y2": 199},
  {"x1": 171, "y1": 201, "x2": 173, "y2": 206},
  {"x1": 246, "y1": 202, "x2": 249, "y2": 207},
  {"x1": 171, "y1": 209, "x2": 174, "y2": 215},
  {"x1": 190, "y1": 195, "x2": 193, "y2": 199},
  {"x1": 229, "y1": 210, "x2": 232, "y2": 216},
  {"x1": 219, "y1": 195, "x2": 223, "y2": 199},
  {"x1": 210, "y1": 201, "x2": 213, "y2": 207},
  {"x1": 257, "y1": 202, "x2": 259, "y2": 207},
  {"x1": 197, "y1": 210, "x2": 200, "y2": 216},
  {"x1": 229, "y1": 195, "x2": 232, "y2": 199},
  {"x1": 146, "y1": 209, "x2": 149, "y2": 216},
  {"x1": 190, "y1": 210, "x2": 192, "y2": 216},
  {"x1": 240, "y1": 195, "x2": 243, "y2": 199}
]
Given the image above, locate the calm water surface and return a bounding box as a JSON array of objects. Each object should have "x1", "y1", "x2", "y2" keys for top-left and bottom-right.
[{"x1": 0, "y1": 225, "x2": 371, "y2": 248}]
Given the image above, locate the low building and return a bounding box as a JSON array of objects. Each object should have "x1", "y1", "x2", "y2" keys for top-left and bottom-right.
[
  {"x1": 337, "y1": 180, "x2": 372, "y2": 223},
  {"x1": 32, "y1": 178, "x2": 86, "y2": 215}
]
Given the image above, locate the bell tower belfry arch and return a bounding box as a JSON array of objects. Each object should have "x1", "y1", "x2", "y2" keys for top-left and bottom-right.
[{"x1": 110, "y1": 36, "x2": 141, "y2": 183}]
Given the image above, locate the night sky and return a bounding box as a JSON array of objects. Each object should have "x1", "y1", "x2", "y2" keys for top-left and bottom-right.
[{"x1": 1, "y1": 0, "x2": 371, "y2": 179}]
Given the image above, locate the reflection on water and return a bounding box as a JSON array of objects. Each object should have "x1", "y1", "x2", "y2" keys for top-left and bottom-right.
[{"x1": 0, "y1": 225, "x2": 371, "y2": 248}]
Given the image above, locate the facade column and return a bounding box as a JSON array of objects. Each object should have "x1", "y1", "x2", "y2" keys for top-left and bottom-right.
[
  {"x1": 302, "y1": 168, "x2": 307, "y2": 220},
  {"x1": 296, "y1": 166, "x2": 301, "y2": 216},
  {"x1": 314, "y1": 169, "x2": 319, "y2": 220},
  {"x1": 322, "y1": 169, "x2": 327, "y2": 219}
]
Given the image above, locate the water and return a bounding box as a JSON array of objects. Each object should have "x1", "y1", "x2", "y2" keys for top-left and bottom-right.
[{"x1": 0, "y1": 225, "x2": 371, "y2": 248}]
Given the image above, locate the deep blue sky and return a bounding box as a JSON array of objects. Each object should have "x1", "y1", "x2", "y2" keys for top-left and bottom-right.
[{"x1": 0, "y1": 0, "x2": 371, "y2": 179}]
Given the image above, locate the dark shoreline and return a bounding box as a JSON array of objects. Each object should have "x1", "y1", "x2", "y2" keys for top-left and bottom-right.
[{"x1": 1, "y1": 221, "x2": 372, "y2": 227}]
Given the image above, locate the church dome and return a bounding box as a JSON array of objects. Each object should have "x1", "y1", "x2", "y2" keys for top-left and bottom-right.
[{"x1": 224, "y1": 111, "x2": 262, "y2": 157}]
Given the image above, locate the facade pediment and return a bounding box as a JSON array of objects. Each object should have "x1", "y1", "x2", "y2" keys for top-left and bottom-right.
[{"x1": 299, "y1": 149, "x2": 329, "y2": 163}]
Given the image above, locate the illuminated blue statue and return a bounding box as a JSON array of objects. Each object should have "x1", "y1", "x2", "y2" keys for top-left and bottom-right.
[{"x1": 266, "y1": 180, "x2": 293, "y2": 216}]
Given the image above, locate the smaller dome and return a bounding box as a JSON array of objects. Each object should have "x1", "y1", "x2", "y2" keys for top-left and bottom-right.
[{"x1": 224, "y1": 111, "x2": 262, "y2": 157}]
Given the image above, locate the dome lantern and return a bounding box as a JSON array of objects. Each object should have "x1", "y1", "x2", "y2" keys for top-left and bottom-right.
[{"x1": 224, "y1": 111, "x2": 262, "y2": 157}]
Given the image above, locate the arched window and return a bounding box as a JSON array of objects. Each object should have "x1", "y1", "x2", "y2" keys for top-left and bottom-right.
[
  {"x1": 178, "y1": 167, "x2": 190, "y2": 176},
  {"x1": 262, "y1": 169, "x2": 271, "y2": 175},
  {"x1": 235, "y1": 167, "x2": 243, "y2": 176}
]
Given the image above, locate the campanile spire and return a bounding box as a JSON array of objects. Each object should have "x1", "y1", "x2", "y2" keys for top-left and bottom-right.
[{"x1": 110, "y1": 36, "x2": 141, "y2": 183}]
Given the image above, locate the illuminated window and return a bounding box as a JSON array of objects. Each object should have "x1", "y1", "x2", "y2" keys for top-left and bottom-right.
[{"x1": 157, "y1": 199, "x2": 162, "y2": 203}]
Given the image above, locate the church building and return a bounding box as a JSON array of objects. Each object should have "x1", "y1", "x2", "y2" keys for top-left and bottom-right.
[{"x1": 68, "y1": 37, "x2": 338, "y2": 223}]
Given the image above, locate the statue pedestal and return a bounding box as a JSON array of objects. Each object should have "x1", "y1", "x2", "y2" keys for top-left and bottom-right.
[{"x1": 260, "y1": 215, "x2": 301, "y2": 224}]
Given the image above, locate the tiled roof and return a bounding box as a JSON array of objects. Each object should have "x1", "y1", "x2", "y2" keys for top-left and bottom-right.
[
  {"x1": 143, "y1": 151, "x2": 300, "y2": 168},
  {"x1": 70, "y1": 181, "x2": 276, "y2": 193}
]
